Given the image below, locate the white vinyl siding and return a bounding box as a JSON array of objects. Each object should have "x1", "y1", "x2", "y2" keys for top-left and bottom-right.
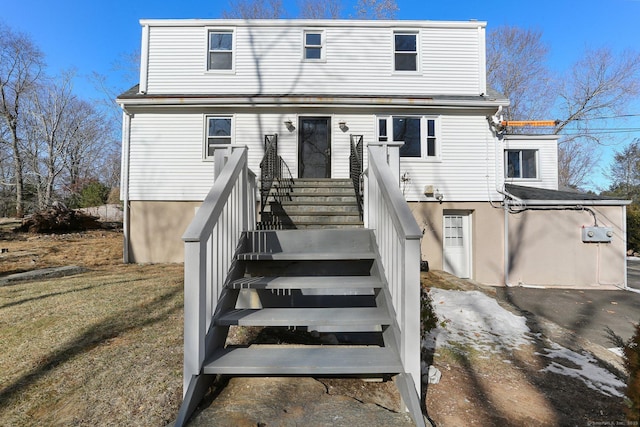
[
  {"x1": 128, "y1": 113, "x2": 215, "y2": 200},
  {"x1": 143, "y1": 22, "x2": 485, "y2": 96},
  {"x1": 399, "y1": 116, "x2": 501, "y2": 202},
  {"x1": 127, "y1": 111, "x2": 505, "y2": 202},
  {"x1": 503, "y1": 135, "x2": 558, "y2": 190}
]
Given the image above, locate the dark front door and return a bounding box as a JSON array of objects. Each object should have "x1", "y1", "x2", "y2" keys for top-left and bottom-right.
[{"x1": 299, "y1": 117, "x2": 331, "y2": 178}]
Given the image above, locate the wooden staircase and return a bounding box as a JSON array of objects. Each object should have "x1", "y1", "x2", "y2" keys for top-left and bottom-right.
[
  {"x1": 260, "y1": 178, "x2": 363, "y2": 229},
  {"x1": 180, "y1": 228, "x2": 425, "y2": 426},
  {"x1": 177, "y1": 146, "x2": 424, "y2": 427},
  {"x1": 207, "y1": 228, "x2": 399, "y2": 373}
]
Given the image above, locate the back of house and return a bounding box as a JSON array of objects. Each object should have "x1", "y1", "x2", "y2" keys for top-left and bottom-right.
[{"x1": 118, "y1": 18, "x2": 629, "y2": 288}]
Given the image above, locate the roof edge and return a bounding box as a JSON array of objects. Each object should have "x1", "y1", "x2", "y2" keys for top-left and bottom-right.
[{"x1": 138, "y1": 18, "x2": 487, "y2": 29}]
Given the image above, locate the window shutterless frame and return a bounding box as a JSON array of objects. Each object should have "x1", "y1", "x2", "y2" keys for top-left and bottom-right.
[
  {"x1": 204, "y1": 115, "x2": 233, "y2": 159},
  {"x1": 378, "y1": 115, "x2": 439, "y2": 159},
  {"x1": 505, "y1": 149, "x2": 538, "y2": 179},
  {"x1": 393, "y1": 31, "x2": 419, "y2": 72},
  {"x1": 303, "y1": 30, "x2": 324, "y2": 61},
  {"x1": 206, "y1": 28, "x2": 235, "y2": 71}
]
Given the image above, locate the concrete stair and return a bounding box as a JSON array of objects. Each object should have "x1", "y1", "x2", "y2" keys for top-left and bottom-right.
[{"x1": 259, "y1": 178, "x2": 363, "y2": 229}]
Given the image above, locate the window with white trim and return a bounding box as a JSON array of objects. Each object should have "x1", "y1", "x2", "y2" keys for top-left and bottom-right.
[
  {"x1": 304, "y1": 31, "x2": 324, "y2": 60},
  {"x1": 205, "y1": 116, "x2": 232, "y2": 158},
  {"x1": 378, "y1": 116, "x2": 439, "y2": 158},
  {"x1": 208, "y1": 30, "x2": 233, "y2": 70},
  {"x1": 505, "y1": 149, "x2": 537, "y2": 179},
  {"x1": 394, "y1": 32, "x2": 417, "y2": 71}
]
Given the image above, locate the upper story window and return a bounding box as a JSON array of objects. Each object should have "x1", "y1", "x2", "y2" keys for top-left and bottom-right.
[
  {"x1": 304, "y1": 31, "x2": 324, "y2": 60},
  {"x1": 378, "y1": 116, "x2": 439, "y2": 159},
  {"x1": 208, "y1": 30, "x2": 233, "y2": 70},
  {"x1": 505, "y1": 149, "x2": 537, "y2": 179},
  {"x1": 394, "y1": 32, "x2": 417, "y2": 72},
  {"x1": 205, "y1": 116, "x2": 232, "y2": 158}
]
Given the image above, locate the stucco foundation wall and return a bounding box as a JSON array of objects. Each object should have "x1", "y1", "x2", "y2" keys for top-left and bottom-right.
[
  {"x1": 507, "y1": 206, "x2": 626, "y2": 287},
  {"x1": 409, "y1": 201, "x2": 505, "y2": 285},
  {"x1": 129, "y1": 201, "x2": 201, "y2": 263}
]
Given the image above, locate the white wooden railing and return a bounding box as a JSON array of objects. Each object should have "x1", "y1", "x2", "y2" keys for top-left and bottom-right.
[
  {"x1": 181, "y1": 146, "x2": 256, "y2": 394},
  {"x1": 364, "y1": 144, "x2": 423, "y2": 397}
]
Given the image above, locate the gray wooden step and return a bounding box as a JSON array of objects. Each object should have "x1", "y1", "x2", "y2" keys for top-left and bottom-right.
[
  {"x1": 286, "y1": 214, "x2": 361, "y2": 223},
  {"x1": 285, "y1": 195, "x2": 357, "y2": 203},
  {"x1": 286, "y1": 178, "x2": 352, "y2": 187},
  {"x1": 294, "y1": 223, "x2": 364, "y2": 229},
  {"x1": 229, "y1": 276, "x2": 384, "y2": 290},
  {"x1": 215, "y1": 307, "x2": 391, "y2": 326},
  {"x1": 278, "y1": 204, "x2": 359, "y2": 214},
  {"x1": 287, "y1": 187, "x2": 355, "y2": 194},
  {"x1": 203, "y1": 346, "x2": 403, "y2": 375},
  {"x1": 237, "y1": 251, "x2": 376, "y2": 261}
]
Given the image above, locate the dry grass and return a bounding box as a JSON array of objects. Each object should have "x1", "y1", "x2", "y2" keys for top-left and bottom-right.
[{"x1": 0, "y1": 229, "x2": 184, "y2": 426}]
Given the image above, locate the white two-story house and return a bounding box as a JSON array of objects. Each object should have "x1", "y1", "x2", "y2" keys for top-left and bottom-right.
[
  {"x1": 117, "y1": 18, "x2": 629, "y2": 425},
  {"x1": 118, "y1": 18, "x2": 628, "y2": 289}
]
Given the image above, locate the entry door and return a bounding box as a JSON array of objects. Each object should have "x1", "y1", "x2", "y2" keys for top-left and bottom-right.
[
  {"x1": 443, "y1": 213, "x2": 471, "y2": 279},
  {"x1": 299, "y1": 117, "x2": 331, "y2": 178}
]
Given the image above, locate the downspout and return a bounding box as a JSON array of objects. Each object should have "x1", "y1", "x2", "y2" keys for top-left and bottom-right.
[
  {"x1": 504, "y1": 199, "x2": 510, "y2": 286},
  {"x1": 120, "y1": 107, "x2": 133, "y2": 263},
  {"x1": 488, "y1": 106, "x2": 513, "y2": 286}
]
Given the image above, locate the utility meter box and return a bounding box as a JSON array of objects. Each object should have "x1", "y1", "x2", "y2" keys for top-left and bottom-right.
[{"x1": 582, "y1": 226, "x2": 613, "y2": 243}]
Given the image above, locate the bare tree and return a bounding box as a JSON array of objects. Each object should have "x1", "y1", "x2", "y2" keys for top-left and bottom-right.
[
  {"x1": 354, "y1": 0, "x2": 398, "y2": 20},
  {"x1": 554, "y1": 47, "x2": 640, "y2": 188},
  {"x1": 221, "y1": 0, "x2": 285, "y2": 19},
  {"x1": 0, "y1": 23, "x2": 45, "y2": 217},
  {"x1": 486, "y1": 25, "x2": 554, "y2": 122},
  {"x1": 299, "y1": 0, "x2": 341, "y2": 19},
  {"x1": 488, "y1": 26, "x2": 640, "y2": 189},
  {"x1": 221, "y1": 0, "x2": 397, "y2": 20}
]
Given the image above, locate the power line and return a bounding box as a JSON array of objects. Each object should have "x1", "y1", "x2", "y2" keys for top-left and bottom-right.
[
  {"x1": 561, "y1": 129, "x2": 640, "y2": 135},
  {"x1": 572, "y1": 113, "x2": 640, "y2": 121}
]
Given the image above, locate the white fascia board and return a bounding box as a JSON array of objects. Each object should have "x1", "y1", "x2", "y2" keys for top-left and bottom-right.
[
  {"x1": 117, "y1": 95, "x2": 508, "y2": 110},
  {"x1": 139, "y1": 18, "x2": 487, "y2": 30}
]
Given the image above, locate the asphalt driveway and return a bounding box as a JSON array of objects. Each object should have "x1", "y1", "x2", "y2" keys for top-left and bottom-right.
[{"x1": 495, "y1": 259, "x2": 640, "y2": 349}]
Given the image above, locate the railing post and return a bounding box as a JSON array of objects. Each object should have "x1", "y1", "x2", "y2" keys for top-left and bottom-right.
[
  {"x1": 213, "y1": 147, "x2": 231, "y2": 179},
  {"x1": 403, "y1": 236, "x2": 422, "y2": 395},
  {"x1": 183, "y1": 239, "x2": 207, "y2": 395},
  {"x1": 368, "y1": 142, "x2": 403, "y2": 186}
]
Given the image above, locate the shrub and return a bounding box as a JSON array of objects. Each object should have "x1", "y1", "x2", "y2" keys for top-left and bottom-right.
[
  {"x1": 82, "y1": 181, "x2": 110, "y2": 207},
  {"x1": 624, "y1": 323, "x2": 640, "y2": 421},
  {"x1": 420, "y1": 287, "x2": 438, "y2": 337}
]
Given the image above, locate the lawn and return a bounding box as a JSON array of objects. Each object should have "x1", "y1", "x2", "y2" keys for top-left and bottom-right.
[{"x1": 0, "y1": 229, "x2": 184, "y2": 426}]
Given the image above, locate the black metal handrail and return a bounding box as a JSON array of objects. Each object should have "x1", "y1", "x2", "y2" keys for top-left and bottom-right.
[
  {"x1": 259, "y1": 134, "x2": 279, "y2": 211},
  {"x1": 259, "y1": 134, "x2": 294, "y2": 218},
  {"x1": 350, "y1": 134, "x2": 364, "y2": 219}
]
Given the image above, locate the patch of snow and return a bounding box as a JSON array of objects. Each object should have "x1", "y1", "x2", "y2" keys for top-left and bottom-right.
[
  {"x1": 423, "y1": 288, "x2": 532, "y2": 353},
  {"x1": 538, "y1": 343, "x2": 625, "y2": 398},
  {"x1": 609, "y1": 347, "x2": 624, "y2": 357}
]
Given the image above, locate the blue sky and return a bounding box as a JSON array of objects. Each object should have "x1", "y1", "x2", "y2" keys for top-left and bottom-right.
[{"x1": 2, "y1": 0, "x2": 640, "y2": 189}]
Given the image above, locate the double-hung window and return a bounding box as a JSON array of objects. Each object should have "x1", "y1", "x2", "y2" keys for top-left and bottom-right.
[
  {"x1": 205, "y1": 116, "x2": 232, "y2": 158},
  {"x1": 394, "y1": 32, "x2": 417, "y2": 72},
  {"x1": 378, "y1": 116, "x2": 439, "y2": 159},
  {"x1": 505, "y1": 149, "x2": 537, "y2": 179},
  {"x1": 208, "y1": 30, "x2": 233, "y2": 70},
  {"x1": 304, "y1": 31, "x2": 324, "y2": 60}
]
